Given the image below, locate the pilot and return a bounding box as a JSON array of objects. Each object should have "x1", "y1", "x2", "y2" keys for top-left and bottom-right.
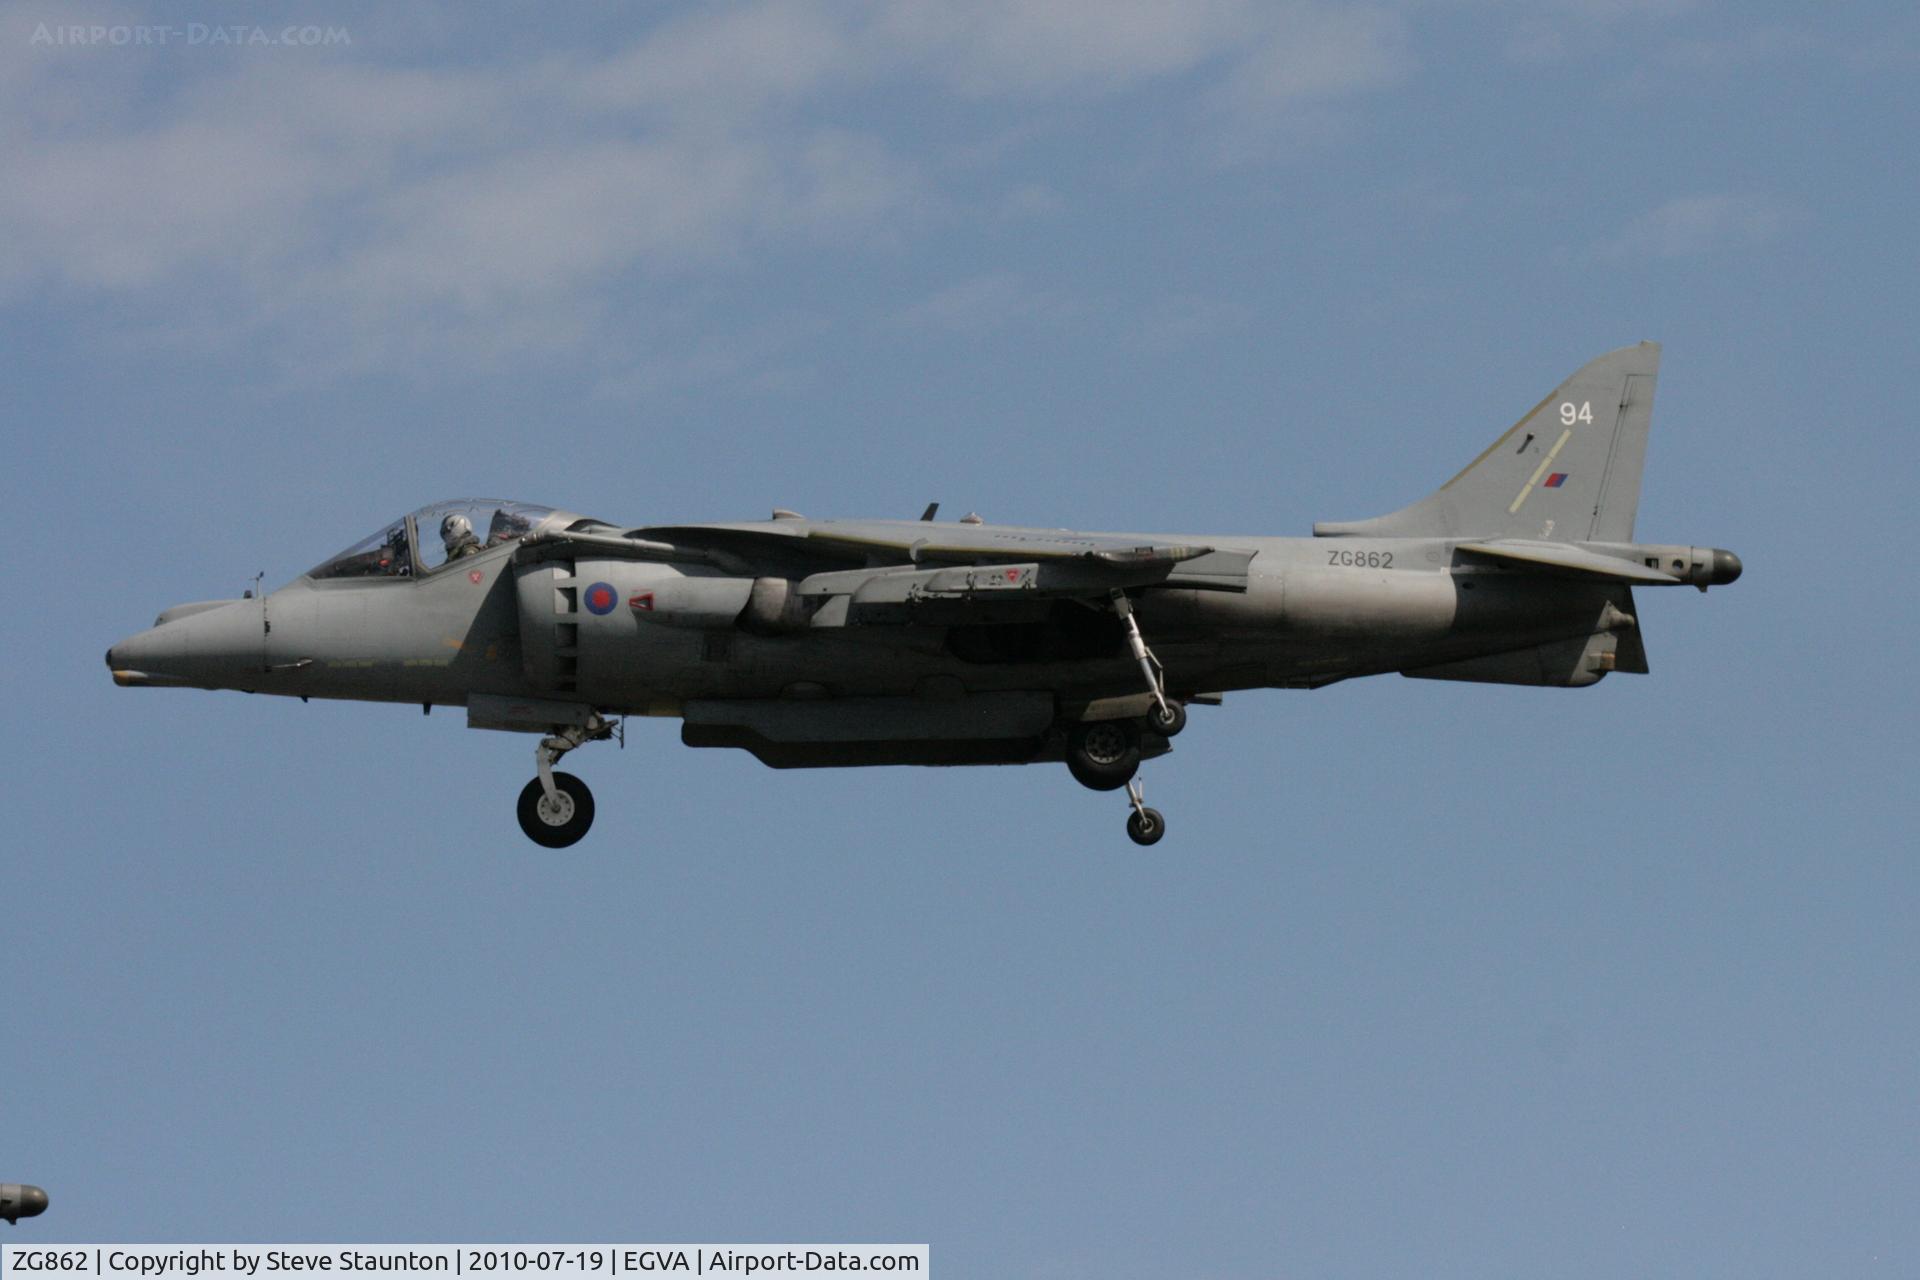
[{"x1": 441, "y1": 513, "x2": 483, "y2": 560}]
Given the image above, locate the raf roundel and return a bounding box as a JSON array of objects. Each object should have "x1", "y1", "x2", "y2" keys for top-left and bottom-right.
[{"x1": 583, "y1": 581, "x2": 619, "y2": 616}]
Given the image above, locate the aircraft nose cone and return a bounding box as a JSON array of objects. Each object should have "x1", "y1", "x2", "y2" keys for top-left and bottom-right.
[
  {"x1": 107, "y1": 601, "x2": 259, "y2": 688},
  {"x1": 107, "y1": 633, "x2": 144, "y2": 683},
  {"x1": 106, "y1": 626, "x2": 168, "y2": 684},
  {"x1": 1712, "y1": 549, "x2": 1743, "y2": 585},
  {"x1": 24, "y1": 1186, "x2": 48, "y2": 1216}
]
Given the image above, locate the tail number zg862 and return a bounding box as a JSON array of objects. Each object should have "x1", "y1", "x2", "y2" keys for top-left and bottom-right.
[{"x1": 1328, "y1": 550, "x2": 1393, "y2": 568}]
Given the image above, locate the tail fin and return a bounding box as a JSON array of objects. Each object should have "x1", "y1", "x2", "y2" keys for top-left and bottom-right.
[{"x1": 1315, "y1": 342, "x2": 1659, "y2": 542}]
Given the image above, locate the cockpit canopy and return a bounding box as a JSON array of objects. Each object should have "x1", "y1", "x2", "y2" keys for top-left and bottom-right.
[{"x1": 308, "y1": 500, "x2": 561, "y2": 580}]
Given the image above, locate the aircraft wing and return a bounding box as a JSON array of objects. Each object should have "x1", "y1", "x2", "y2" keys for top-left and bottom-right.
[
  {"x1": 518, "y1": 518, "x2": 1253, "y2": 628},
  {"x1": 802, "y1": 521, "x2": 1218, "y2": 567},
  {"x1": 517, "y1": 523, "x2": 826, "y2": 576},
  {"x1": 531, "y1": 518, "x2": 1254, "y2": 591},
  {"x1": 799, "y1": 525, "x2": 1256, "y2": 593}
]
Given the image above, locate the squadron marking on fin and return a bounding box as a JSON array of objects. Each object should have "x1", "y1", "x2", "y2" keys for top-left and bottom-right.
[{"x1": 1509, "y1": 428, "x2": 1574, "y2": 514}]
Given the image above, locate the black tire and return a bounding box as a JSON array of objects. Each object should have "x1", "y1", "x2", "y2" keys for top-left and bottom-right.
[
  {"x1": 1126, "y1": 806, "x2": 1166, "y2": 846},
  {"x1": 517, "y1": 771, "x2": 595, "y2": 848},
  {"x1": 1066, "y1": 720, "x2": 1141, "y2": 791},
  {"x1": 1144, "y1": 700, "x2": 1187, "y2": 737}
]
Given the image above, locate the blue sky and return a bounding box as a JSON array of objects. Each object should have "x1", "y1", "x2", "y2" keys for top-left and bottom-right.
[{"x1": 5, "y1": 1, "x2": 1918, "y2": 1276}]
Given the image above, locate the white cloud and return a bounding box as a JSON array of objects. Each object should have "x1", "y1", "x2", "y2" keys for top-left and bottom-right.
[
  {"x1": 0, "y1": 28, "x2": 921, "y2": 372},
  {"x1": 894, "y1": 273, "x2": 1073, "y2": 335},
  {"x1": 1554, "y1": 0, "x2": 1698, "y2": 17},
  {"x1": 567, "y1": 0, "x2": 853, "y2": 118},
  {"x1": 1218, "y1": 6, "x2": 1408, "y2": 107},
  {"x1": 0, "y1": 0, "x2": 1417, "y2": 378},
  {"x1": 1493, "y1": 0, "x2": 1697, "y2": 64},
  {"x1": 1592, "y1": 194, "x2": 1796, "y2": 260},
  {"x1": 873, "y1": 0, "x2": 1254, "y2": 97},
  {"x1": 1203, "y1": 5, "x2": 1411, "y2": 162}
]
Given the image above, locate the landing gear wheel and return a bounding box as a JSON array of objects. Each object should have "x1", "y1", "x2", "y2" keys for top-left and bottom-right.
[
  {"x1": 1144, "y1": 700, "x2": 1187, "y2": 737},
  {"x1": 517, "y1": 771, "x2": 595, "y2": 848},
  {"x1": 1126, "y1": 806, "x2": 1166, "y2": 846},
  {"x1": 1067, "y1": 720, "x2": 1141, "y2": 791}
]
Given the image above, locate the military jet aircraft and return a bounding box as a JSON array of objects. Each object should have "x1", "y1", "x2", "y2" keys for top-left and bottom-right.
[
  {"x1": 107, "y1": 343, "x2": 1738, "y2": 846},
  {"x1": 1, "y1": 1184, "x2": 48, "y2": 1224}
]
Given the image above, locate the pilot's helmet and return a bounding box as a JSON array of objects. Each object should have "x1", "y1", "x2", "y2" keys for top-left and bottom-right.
[{"x1": 442, "y1": 513, "x2": 474, "y2": 543}]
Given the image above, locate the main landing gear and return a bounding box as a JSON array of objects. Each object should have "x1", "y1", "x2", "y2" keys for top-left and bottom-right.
[
  {"x1": 1064, "y1": 592, "x2": 1185, "y2": 845},
  {"x1": 516, "y1": 714, "x2": 616, "y2": 848}
]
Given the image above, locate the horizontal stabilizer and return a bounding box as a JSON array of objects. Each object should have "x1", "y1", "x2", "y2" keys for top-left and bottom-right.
[{"x1": 1456, "y1": 539, "x2": 1680, "y2": 584}]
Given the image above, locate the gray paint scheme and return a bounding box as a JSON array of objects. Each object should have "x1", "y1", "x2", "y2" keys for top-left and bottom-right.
[
  {"x1": 1, "y1": 1184, "x2": 48, "y2": 1224},
  {"x1": 106, "y1": 344, "x2": 1740, "y2": 843},
  {"x1": 1316, "y1": 341, "x2": 1660, "y2": 541}
]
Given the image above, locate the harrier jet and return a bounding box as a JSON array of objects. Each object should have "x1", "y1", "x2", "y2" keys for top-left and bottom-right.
[{"x1": 107, "y1": 343, "x2": 1739, "y2": 846}]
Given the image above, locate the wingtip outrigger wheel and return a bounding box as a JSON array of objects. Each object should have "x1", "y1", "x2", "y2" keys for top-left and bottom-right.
[
  {"x1": 1124, "y1": 778, "x2": 1166, "y2": 846},
  {"x1": 1144, "y1": 699, "x2": 1187, "y2": 737}
]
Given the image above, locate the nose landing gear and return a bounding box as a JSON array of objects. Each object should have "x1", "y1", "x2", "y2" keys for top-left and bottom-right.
[
  {"x1": 516, "y1": 715, "x2": 616, "y2": 848},
  {"x1": 517, "y1": 771, "x2": 595, "y2": 847}
]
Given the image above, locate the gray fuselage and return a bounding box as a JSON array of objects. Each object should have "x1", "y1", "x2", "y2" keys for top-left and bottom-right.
[{"x1": 107, "y1": 521, "x2": 1713, "y2": 713}]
